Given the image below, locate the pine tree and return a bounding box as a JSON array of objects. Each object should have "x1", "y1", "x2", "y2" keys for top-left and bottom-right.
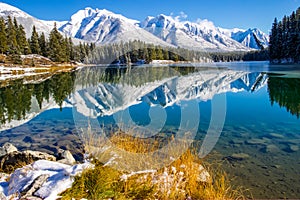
[
  {"x1": 277, "y1": 21, "x2": 283, "y2": 60},
  {"x1": 269, "y1": 18, "x2": 278, "y2": 61},
  {"x1": 38, "y1": 32, "x2": 47, "y2": 57},
  {"x1": 63, "y1": 37, "x2": 70, "y2": 62},
  {"x1": 79, "y1": 42, "x2": 86, "y2": 62},
  {"x1": 6, "y1": 16, "x2": 19, "y2": 55},
  {"x1": 17, "y1": 24, "x2": 31, "y2": 54},
  {"x1": 30, "y1": 26, "x2": 41, "y2": 54},
  {"x1": 288, "y1": 12, "x2": 298, "y2": 61},
  {"x1": 48, "y1": 23, "x2": 65, "y2": 62},
  {"x1": 296, "y1": 7, "x2": 300, "y2": 61},
  {"x1": 281, "y1": 16, "x2": 289, "y2": 58},
  {"x1": 68, "y1": 37, "x2": 75, "y2": 61},
  {"x1": 0, "y1": 17, "x2": 7, "y2": 54},
  {"x1": 269, "y1": 7, "x2": 300, "y2": 63}
]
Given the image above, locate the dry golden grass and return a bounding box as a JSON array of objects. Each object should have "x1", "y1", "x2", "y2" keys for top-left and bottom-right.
[{"x1": 61, "y1": 127, "x2": 249, "y2": 200}]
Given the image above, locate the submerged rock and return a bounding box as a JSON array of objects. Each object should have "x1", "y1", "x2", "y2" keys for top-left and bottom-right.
[
  {"x1": 223, "y1": 153, "x2": 250, "y2": 161},
  {"x1": 246, "y1": 138, "x2": 269, "y2": 145},
  {"x1": 263, "y1": 144, "x2": 281, "y2": 154},
  {"x1": 268, "y1": 133, "x2": 284, "y2": 139},
  {"x1": 231, "y1": 153, "x2": 250, "y2": 160},
  {"x1": 288, "y1": 145, "x2": 299, "y2": 152},
  {"x1": 230, "y1": 139, "x2": 244, "y2": 145}
]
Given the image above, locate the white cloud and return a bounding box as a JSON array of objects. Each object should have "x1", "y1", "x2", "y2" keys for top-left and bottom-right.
[{"x1": 170, "y1": 11, "x2": 188, "y2": 22}]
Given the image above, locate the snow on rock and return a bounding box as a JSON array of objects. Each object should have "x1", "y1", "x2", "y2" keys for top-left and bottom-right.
[
  {"x1": 59, "y1": 7, "x2": 173, "y2": 47},
  {"x1": 0, "y1": 2, "x2": 268, "y2": 50},
  {"x1": 0, "y1": 2, "x2": 58, "y2": 37},
  {"x1": 0, "y1": 143, "x2": 18, "y2": 157},
  {"x1": 141, "y1": 14, "x2": 251, "y2": 51},
  {"x1": 0, "y1": 160, "x2": 93, "y2": 200},
  {"x1": 120, "y1": 169, "x2": 157, "y2": 181}
]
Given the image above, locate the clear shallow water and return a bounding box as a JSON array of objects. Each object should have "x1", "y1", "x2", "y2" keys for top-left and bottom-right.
[{"x1": 0, "y1": 62, "x2": 300, "y2": 198}]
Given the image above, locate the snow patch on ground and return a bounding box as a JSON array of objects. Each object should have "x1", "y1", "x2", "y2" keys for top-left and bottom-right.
[{"x1": 0, "y1": 160, "x2": 93, "y2": 200}]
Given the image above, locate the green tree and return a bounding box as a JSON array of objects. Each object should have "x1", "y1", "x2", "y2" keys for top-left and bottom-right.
[
  {"x1": 0, "y1": 17, "x2": 7, "y2": 54},
  {"x1": 30, "y1": 26, "x2": 41, "y2": 54},
  {"x1": 68, "y1": 37, "x2": 75, "y2": 61},
  {"x1": 288, "y1": 12, "x2": 298, "y2": 61},
  {"x1": 38, "y1": 32, "x2": 47, "y2": 57},
  {"x1": 6, "y1": 16, "x2": 19, "y2": 55},
  {"x1": 269, "y1": 18, "x2": 278, "y2": 61},
  {"x1": 17, "y1": 24, "x2": 31, "y2": 54},
  {"x1": 48, "y1": 23, "x2": 66, "y2": 62}
]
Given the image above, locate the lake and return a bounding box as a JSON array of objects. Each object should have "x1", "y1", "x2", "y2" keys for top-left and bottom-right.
[{"x1": 0, "y1": 61, "x2": 300, "y2": 199}]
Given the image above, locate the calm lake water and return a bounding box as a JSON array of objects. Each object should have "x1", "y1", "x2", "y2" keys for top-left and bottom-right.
[{"x1": 0, "y1": 61, "x2": 300, "y2": 198}]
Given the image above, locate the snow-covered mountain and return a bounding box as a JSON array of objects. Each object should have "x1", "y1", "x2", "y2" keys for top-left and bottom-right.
[
  {"x1": 0, "y1": 2, "x2": 269, "y2": 51},
  {"x1": 0, "y1": 2, "x2": 65, "y2": 37},
  {"x1": 59, "y1": 8, "x2": 173, "y2": 46},
  {"x1": 220, "y1": 28, "x2": 269, "y2": 49},
  {"x1": 140, "y1": 15, "x2": 250, "y2": 51}
]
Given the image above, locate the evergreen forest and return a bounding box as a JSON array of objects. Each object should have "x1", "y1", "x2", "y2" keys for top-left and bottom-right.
[{"x1": 269, "y1": 7, "x2": 300, "y2": 63}]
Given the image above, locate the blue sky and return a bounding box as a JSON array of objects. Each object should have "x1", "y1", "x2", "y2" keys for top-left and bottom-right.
[{"x1": 1, "y1": 0, "x2": 299, "y2": 33}]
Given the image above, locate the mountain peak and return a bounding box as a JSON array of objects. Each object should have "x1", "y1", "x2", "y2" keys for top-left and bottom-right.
[
  {"x1": 0, "y1": 2, "x2": 268, "y2": 50},
  {"x1": 0, "y1": 2, "x2": 21, "y2": 12},
  {"x1": 0, "y1": 2, "x2": 29, "y2": 18}
]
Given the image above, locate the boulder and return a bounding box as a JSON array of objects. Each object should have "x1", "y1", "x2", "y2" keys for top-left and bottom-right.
[
  {"x1": 57, "y1": 150, "x2": 76, "y2": 165},
  {"x1": 23, "y1": 150, "x2": 56, "y2": 161},
  {"x1": 0, "y1": 151, "x2": 56, "y2": 173},
  {"x1": 0, "y1": 142, "x2": 18, "y2": 157}
]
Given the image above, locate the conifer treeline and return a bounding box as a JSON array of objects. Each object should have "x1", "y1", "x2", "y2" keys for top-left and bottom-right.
[
  {"x1": 85, "y1": 40, "x2": 267, "y2": 64},
  {"x1": 0, "y1": 16, "x2": 94, "y2": 64},
  {"x1": 0, "y1": 16, "x2": 268, "y2": 65},
  {"x1": 269, "y1": 7, "x2": 300, "y2": 63}
]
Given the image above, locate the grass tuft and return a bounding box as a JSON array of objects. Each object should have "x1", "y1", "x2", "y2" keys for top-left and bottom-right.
[{"x1": 61, "y1": 127, "x2": 249, "y2": 200}]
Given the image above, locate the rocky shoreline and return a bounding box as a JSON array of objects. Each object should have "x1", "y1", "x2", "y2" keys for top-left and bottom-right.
[{"x1": 0, "y1": 142, "x2": 91, "y2": 200}]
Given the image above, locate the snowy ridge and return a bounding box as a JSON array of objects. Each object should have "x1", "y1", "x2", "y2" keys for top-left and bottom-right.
[
  {"x1": 59, "y1": 7, "x2": 173, "y2": 46},
  {"x1": 141, "y1": 15, "x2": 251, "y2": 51},
  {"x1": 0, "y1": 2, "x2": 269, "y2": 50},
  {"x1": 220, "y1": 28, "x2": 269, "y2": 49},
  {"x1": 0, "y1": 2, "x2": 59, "y2": 37}
]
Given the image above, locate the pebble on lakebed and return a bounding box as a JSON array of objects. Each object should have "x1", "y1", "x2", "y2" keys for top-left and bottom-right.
[
  {"x1": 263, "y1": 144, "x2": 281, "y2": 154},
  {"x1": 223, "y1": 153, "x2": 250, "y2": 161}
]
